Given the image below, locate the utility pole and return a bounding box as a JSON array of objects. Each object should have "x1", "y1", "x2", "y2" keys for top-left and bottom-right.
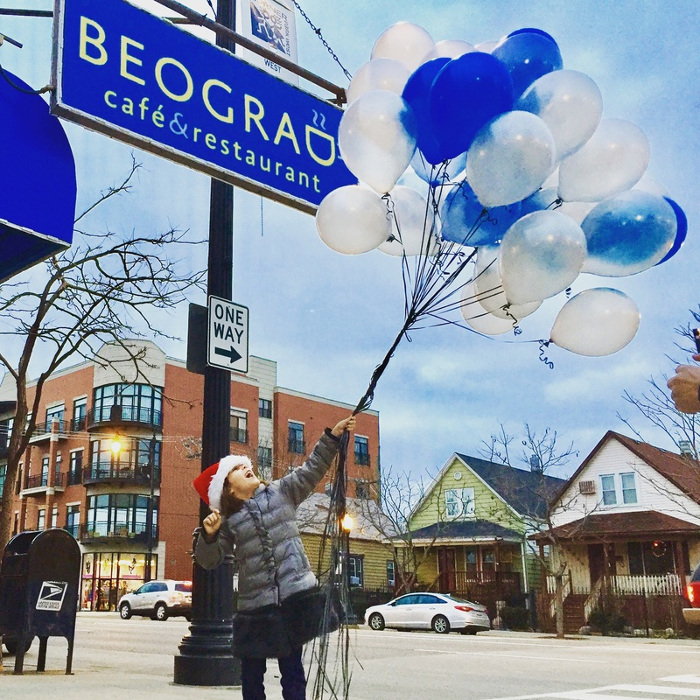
[{"x1": 173, "y1": 0, "x2": 240, "y2": 686}]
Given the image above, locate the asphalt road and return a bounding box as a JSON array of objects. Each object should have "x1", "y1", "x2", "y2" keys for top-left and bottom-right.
[{"x1": 2, "y1": 613, "x2": 700, "y2": 699}]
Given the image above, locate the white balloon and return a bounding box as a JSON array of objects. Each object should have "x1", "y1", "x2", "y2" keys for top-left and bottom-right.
[
  {"x1": 517, "y1": 70, "x2": 603, "y2": 161},
  {"x1": 475, "y1": 40, "x2": 498, "y2": 53},
  {"x1": 558, "y1": 119, "x2": 650, "y2": 202},
  {"x1": 379, "y1": 186, "x2": 438, "y2": 256},
  {"x1": 550, "y1": 288, "x2": 640, "y2": 356},
  {"x1": 499, "y1": 210, "x2": 587, "y2": 304},
  {"x1": 316, "y1": 185, "x2": 390, "y2": 255},
  {"x1": 371, "y1": 22, "x2": 435, "y2": 74},
  {"x1": 347, "y1": 58, "x2": 410, "y2": 104},
  {"x1": 460, "y1": 282, "x2": 516, "y2": 335},
  {"x1": 338, "y1": 90, "x2": 417, "y2": 194},
  {"x1": 421, "y1": 39, "x2": 475, "y2": 62},
  {"x1": 467, "y1": 111, "x2": 556, "y2": 207},
  {"x1": 473, "y1": 247, "x2": 541, "y2": 319},
  {"x1": 633, "y1": 174, "x2": 669, "y2": 198}
]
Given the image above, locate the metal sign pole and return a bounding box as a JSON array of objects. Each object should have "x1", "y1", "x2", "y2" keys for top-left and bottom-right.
[{"x1": 173, "y1": 0, "x2": 240, "y2": 687}]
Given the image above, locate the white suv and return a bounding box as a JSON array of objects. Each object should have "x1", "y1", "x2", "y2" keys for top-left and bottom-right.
[{"x1": 117, "y1": 580, "x2": 192, "y2": 621}]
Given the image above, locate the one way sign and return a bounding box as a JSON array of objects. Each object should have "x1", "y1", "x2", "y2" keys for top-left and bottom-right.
[{"x1": 207, "y1": 296, "x2": 249, "y2": 373}]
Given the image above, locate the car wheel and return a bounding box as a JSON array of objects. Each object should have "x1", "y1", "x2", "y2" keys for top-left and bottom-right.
[
  {"x1": 368, "y1": 613, "x2": 385, "y2": 631},
  {"x1": 154, "y1": 603, "x2": 168, "y2": 621},
  {"x1": 3, "y1": 636, "x2": 34, "y2": 655},
  {"x1": 119, "y1": 603, "x2": 132, "y2": 620},
  {"x1": 432, "y1": 615, "x2": 450, "y2": 634}
]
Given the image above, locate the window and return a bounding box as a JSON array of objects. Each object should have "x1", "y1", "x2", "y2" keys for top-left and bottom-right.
[
  {"x1": 85, "y1": 493, "x2": 158, "y2": 539},
  {"x1": 0, "y1": 418, "x2": 11, "y2": 449},
  {"x1": 0, "y1": 464, "x2": 5, "y2": 492},
  {"x1": 66, "y1": 504, "x2": 80, "y2": 538},
  {"x1": 621, "y1": 472, "x2": 638, "y2": 504},
  {"x1": 445, "y1": 488, "x2": 475, "y2": 518},
  {"x1": 257, "y1": 446, "x2": 272, "y2": 481},
  {"x1": 258, "y1": 398, "x2": 272, "y2": 419},
  {"x1": 37, "y1": 508, "x2": 45, "y2": 530},
  {"x1": 89, "y1": 437, "x2": 161, "y2": 479},
  {"x1": 348, "y1": 555, "x2": 363, "y2": 587},
  {"x1": 72, "y1": 397, "x2": 87, "y2": 431},
  {"x1": 92, "y1": 383, "x2": 163, "y2": 426},
  {"x1": 288, "y1": 421, "x2": 305, "y2": 454},
  {"x1": 46, "y1": 404, "x2": 65, "y2": 430},
  {"x1": 230, "y1": 410, "x2": 248, "y2": 444},
  {"x1": 40, "y1": 456, "x2": 50, "y2": 486},
  {"x1": 354, "y1": 435, "x2": 370, "y2": 466},
  {"x1": 51, "y1": 507, "x2": 58, "y2": 528},
  {"x1": 386, "y1": 560, "x2": 395, "y2": 588},
  {"x1": 600, "y1": 474, "x2": 617, "y2": 505},
  {"x1": 69, "y1": 450, "x2": 83, "y2": 485}
]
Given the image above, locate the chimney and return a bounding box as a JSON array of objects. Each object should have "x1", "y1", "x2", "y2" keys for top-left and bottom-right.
[
  {"x1": 679, "y1": 440, "x2": 694, "y2": 457},
  {"x1": 530, "y1": 454, "x2": 543, "y2": 473}
]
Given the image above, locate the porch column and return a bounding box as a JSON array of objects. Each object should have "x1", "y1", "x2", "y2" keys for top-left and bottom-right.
[
  {"x1": 520, "y1": 540, "x2": 529, "y2": 594},
  {"x1": 674, "y1": 540, "x2": 687, "y2": 589}
]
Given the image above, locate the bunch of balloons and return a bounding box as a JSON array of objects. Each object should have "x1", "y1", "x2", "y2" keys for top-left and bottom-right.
[{"x1": 315, "y1": 22, "x2": 688, "y2": 357}]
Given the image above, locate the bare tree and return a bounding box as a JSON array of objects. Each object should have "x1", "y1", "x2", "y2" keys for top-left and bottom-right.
[
  {"x1": 618, "y1": 311, "x2": 700, "y2": 459},
  {"x1": 353, "y1": 464, "x2": 447, "y2": 594},
  {"x1": 480, "y1": 423, "x2": 579, "y2": 639},
  {"x1": 0, "y1": 158, "x2": 206, "y2": 547}
]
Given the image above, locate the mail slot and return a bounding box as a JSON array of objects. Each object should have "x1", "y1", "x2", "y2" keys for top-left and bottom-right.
[{"x1": 0, "y1": 528, "x2": 80, "y2": 674}]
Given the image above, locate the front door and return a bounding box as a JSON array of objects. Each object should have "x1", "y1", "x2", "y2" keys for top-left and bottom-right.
[
  {"x1": 438, "y1": 547, "x2": 456, "y2": 592},
  {"x1": 588, "y1": 543, "x2": 616, "y2": 586}
]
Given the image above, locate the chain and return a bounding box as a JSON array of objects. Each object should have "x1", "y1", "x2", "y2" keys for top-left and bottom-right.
[{"x1": 291, "y1": 0, "x2": 353, "y2": 81}]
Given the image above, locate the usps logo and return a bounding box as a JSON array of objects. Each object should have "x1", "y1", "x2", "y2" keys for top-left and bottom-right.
[{"x1": 36, "y1": 581, "x2": 68, "y2": 611}]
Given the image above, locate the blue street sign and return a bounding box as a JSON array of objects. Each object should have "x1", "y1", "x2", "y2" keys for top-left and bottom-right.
[
  {"x1": 0, "y1": 70, "x2": 76, "y2": 283},
  {"x1": 51, "y1": 0, "x2": 356, "y2": 214}
]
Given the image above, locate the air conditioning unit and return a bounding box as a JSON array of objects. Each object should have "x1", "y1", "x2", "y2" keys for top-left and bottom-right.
[{"x1": 579, "y1": 480, "x2": 596, "y2": 495}]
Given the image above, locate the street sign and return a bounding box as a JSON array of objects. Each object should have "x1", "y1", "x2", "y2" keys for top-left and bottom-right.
[
  {"x1": 207, "y1": 296, "x2": 249, "y2": 373},
  {"x1": 51, "y1": 0, "x2": 356, "y2": 215}
]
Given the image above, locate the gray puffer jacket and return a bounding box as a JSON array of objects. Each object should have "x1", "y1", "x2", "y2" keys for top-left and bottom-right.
[{"x1": 195, "y1": 430, "x2": 339, "y2": 611}]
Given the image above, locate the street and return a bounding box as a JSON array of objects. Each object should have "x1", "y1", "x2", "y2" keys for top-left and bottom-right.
[{"x1": 2, "y1": 614, "x2": 700, "y2": 699}]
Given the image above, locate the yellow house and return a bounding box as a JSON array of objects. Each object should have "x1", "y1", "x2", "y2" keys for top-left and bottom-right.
[{"x1": 407, "y1": 452, "x2": 565, "y2": 614}]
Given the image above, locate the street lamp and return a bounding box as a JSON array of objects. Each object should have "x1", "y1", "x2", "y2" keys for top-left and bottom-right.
[
  {"x1": 340, "y1": 511, "x2": 357, "y2": 624},
  {"x1": 145, "y1": 434, "x2": 158, "y2": 582}
]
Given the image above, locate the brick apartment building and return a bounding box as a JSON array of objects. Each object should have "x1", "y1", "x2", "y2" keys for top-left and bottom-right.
[{"x1": 0, "y1": 340, "x2": 380, "y2": 612}]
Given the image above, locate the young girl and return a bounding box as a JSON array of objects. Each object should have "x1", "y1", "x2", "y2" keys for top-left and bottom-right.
[{"x1": 194, "y1": 415, "x2": 356, "y2": 700}]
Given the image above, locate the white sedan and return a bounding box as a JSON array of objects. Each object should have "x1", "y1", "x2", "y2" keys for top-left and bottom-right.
[{"x1": 364, "y1": 592, "x2": 490, "y2": 634}]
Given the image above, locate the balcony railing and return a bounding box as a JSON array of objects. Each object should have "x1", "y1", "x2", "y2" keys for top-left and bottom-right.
[
  {"x1": 87, "y1": 405, "x2": 162, "y2": 430},
  {"x1": 28, "y1": 419, "x2": 67, "y2": 442},
  {"x1": 288, "y1": 439, "x2": 306, "y2": 454},
  {"x1": 63, "y1": 523, "x2": 80, "y2": 538},
  {"x1": 80, "y1": 521, "x2": 157, "y2": 542},
  {"x1": 67, "y1": 469, "x2": 82, "y2": 486},
  {"x1": 71, "y1": 415, "x2": 87, "y2": 431},
  {"x1": 549, "y1": 573, "x2": 684, "y2": 598},
  {"x1": 82, "y1": 462, "x2": 161, "y2": 486},
  {"x1": 24, "y1": 472, "x2": 65, "y2": 490}
]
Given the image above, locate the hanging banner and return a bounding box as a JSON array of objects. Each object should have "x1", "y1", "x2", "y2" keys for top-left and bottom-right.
[{"x1": 51, "y1": 0, "x2": 355, "y2": 214}]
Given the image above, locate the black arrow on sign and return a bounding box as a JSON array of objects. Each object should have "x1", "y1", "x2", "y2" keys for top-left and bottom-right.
[{"x1": 214, "y1": 345, "x2": 242, "y2": 364}]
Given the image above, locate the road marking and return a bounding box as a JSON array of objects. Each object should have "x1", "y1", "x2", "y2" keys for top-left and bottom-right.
[
  {"x1": 412, "y1": 648, "x2": 604, "y2": 663},
  {"x1": 483, "y1": 678, "x2": 700, "y2": 700}
]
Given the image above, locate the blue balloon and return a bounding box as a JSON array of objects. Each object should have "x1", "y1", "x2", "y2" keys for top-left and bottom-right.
[
  {"x1": 441, "y1": 182, "x2": 521, "y2": 246},
  {"x1": 492, "y1": 31, "x2": 563, "y2": 98},
  {"x1": 582, "y1": 191, "x2": 677, "y2": 277},
  {"x1": 655, "y1": 197, "x2": 687, "y2": 265},
  {"x1": 428, "y1": 52, "x2": 514, "y2": 161},
  {"x1": 507, "y1": 27, "x2": 558, "y2": 46},
  {"x1": 402, "y1": 57, "x2": 451, "y2": 165}
]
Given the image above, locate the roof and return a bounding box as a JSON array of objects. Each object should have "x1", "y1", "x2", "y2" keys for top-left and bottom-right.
[
  {"x1": 559, "y1": 431, "x2": 700, "y2": 504},
  {"x1": 409, "y1": 519, "x2": 523, "y2": 543},
  {"x1": 533, "y1": 511, "x2": 700, "y2": 541},
  {"x1": 454, "y1": 453, "x2": 567, "y2": 518}
]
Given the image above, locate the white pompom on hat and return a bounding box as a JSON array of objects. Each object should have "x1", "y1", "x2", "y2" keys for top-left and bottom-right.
[{"x1": 193, "y1": 454, "x2": 253, "y2": 511}]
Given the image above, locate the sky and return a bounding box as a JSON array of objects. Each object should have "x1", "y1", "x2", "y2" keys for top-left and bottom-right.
[{"x1": 1, "y1": 0, "x2": 698, "y2": 481}]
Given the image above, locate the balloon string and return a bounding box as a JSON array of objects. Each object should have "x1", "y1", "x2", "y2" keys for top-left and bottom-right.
[{"x1": 538, "y1": 340, "x2": 555, "y2": 369}]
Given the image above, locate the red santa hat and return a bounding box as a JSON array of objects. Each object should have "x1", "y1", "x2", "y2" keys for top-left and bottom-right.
[{"x1": 192, "y1": 455, "x2": 253, "y2": 512}]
